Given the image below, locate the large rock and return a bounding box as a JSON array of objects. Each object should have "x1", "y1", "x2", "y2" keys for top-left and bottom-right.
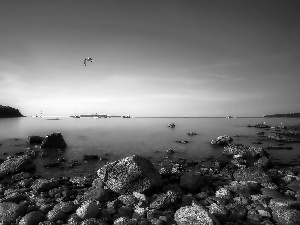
[
  {"x1": 174, "y1": 202, "x2": 220, "y2": 225},
  {"x1": 19, "y1": 211, "x2": 44, "y2": 225},
  {"x1": 97, "y1": 155, "x2": 163, "y2": 194},
  {"x1": 0, "y1": 202, "x2": 27, "y2": 223},
  {"x1": 0, "y1": 155, "x2": 36, "y2": 178},
  {"x1": 233, "y1": 167, "x2": 272, "y2": 183},
  {"x1": 223, "y1": 144, "x2": 268, "y2": 158},
  {"x1": 40, "y1": 132, "x2": 67, "y2": 149},
  {"x1": 27, "y1": 135, "x2": 44, "y2": 144},
  {"x1": 211, "y1": 135, "x2": 233, "y2": 146},
  {"x1": 272, "y1": 208, "x2": 300, "y2": 225},
  {"x1": 31, "y1": 178, "x2": 59, "y2": 192},
  {"x1": 180, "y1": 172, "x2": 203, "y2": 193}
]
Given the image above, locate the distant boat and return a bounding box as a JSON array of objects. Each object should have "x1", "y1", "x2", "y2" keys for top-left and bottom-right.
[
  {"x1": 71, "y1": 115, "x2": 80, "y2": 118},
  {"x1": 227, "y1": 116, "x2": 233, "y2": 118},
  {"x1": 122, "y1": 115, "x2": 131, "y2": 118}
]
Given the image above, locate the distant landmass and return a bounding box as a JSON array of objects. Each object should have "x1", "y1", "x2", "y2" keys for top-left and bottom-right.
[
  {"x1": 0, "y1": 105, "x2": 23, "y2": 118},
  {"x1": 264, "y1": 113, "x2": 300, "y2": 118}
]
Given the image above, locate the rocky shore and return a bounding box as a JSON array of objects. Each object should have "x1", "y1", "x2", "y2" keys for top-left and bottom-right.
[
  {"x1": 1, "y1": 124, "x2": 300, "y2": 224},
  {"x1": 0, "y1": 105, "x2": 23, "y2": 118}
]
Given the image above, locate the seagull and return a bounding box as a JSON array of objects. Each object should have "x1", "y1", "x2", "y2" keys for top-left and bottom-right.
[{"x1": 84, "y1": 57, "x2": 94, "y2": 66}]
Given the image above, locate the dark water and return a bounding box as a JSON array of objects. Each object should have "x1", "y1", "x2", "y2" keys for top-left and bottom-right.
[{"x1": 1, "y1": 117, "x2": 300, "y2": 178}]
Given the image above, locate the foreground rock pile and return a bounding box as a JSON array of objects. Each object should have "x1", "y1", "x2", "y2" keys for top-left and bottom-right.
[{"x1": 2, "y1": 137, "x2": 300, "y2": 224}]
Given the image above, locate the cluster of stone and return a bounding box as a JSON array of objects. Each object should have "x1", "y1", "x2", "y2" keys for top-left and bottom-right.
[{"x1": 2, "y1": 141, "x2": 300, "y2": 224}]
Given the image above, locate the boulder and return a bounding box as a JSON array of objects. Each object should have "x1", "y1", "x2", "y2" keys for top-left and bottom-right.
[
  {"x1": 97, "y1": 155, "x2": 163, "y2": 194},
  {"x1": 27, "y1": 135, "x2": 44, "y2": 144},
  {"x1": 223, "y1": 144, "x2": 268, "y2": 158},
  {"x1": 180, "y1": 172, "x2": 203, "y2": 193},
  {"x1": 272, "y1": 208, "x2": 300, "y2": 225},
  {"x1": 83, "y1": 188, "x2": 110, "y2": 202},
  {"x1": 31, "y1": 178, "x2": 59, "y2": 192},
  {"x1": 174, "y1": 202, "x2": 220, "y2": 225},
  {"x1": 40, "y1": 132, "x2": 67, "y2": 149},
  {"x1": 0, "y1": 155, "x2": 36, "y2": 178},
  {"x1": 0, "y1": 202, "x2": 27, "y2": 223},
  {"x1": 19, "y1": 211, "x2": 44, "y2": 225},
  {"x1": 76, "y1": 201, "x2": 100, "y2": 219},
  {"x1": 211, "y1": 135, "x2": 233, "y2": 146},
  {"x1": 233, "y1": 167, "x2": 272, "y2": 183}
]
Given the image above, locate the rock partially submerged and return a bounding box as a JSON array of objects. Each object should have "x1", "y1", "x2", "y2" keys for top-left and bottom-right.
[
  {"x1": 97, "y1": 155, "x2": 163, "y2": 194},
  {"x1": 0, "y1": 155, "x2": 36, "y2": 178},
  {"x1": 40, "y1": 132, "x2": 67, "y2": 149},
  {"x1": 27, "y1": 135, "x2": 44, "y2": 144},
  {"x1": 211, "y1": 135, "x2": 233, "y2": 146}
]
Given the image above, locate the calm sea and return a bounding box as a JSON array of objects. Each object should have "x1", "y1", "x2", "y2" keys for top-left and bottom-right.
[{"x1": 1, "y1": 117, "x2": 300, "y2": 178}]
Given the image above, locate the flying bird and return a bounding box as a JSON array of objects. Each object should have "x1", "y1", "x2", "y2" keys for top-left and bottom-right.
[{"x1": 84, "y1": 57, "x2": 94, "y2": 66}]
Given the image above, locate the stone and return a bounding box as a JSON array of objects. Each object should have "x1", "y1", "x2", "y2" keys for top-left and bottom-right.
[
  {"x1": 31, "y1": 178, "x2": 59, "y2": 192},
  {"x1": 287, "y1": 180, "x2": 300, "y2": 193},
  {"x1": 113, "y1": 216, "x2": 136, "y2": 225},
  {"x1": 19, "y1": 211, "x2": 44, "y2": 225},
  {"x1": 180, "y1": 172, "x2": 203, "y2": 193},
  {"x1": 81, "y1": 218, "x2": 108, "y2": 225},
  {"x1": 40, "y1": 132, "x2": 67, "y2": 149},
  {"x1": 0, "y1": 202, "x2": 27, "y2": 223},
  {"x1": 76, "y1": 201, "x2": 100, "y2": 219},
  {"x1": 211, "y1": 135, "x2": 233, "y2": 146},
  {"x1": 27, "y1": 135, "x2": 44, "y2": 144},
  {"x1": 174, "y1": 202, "x2": 220, "y2": 225},
  {"x1": 0, "y1": 156, "x2": 36, "y2": 178},
  {"x1": 233, "y1": 167, "x2": 272, "y2": 183},
  {"x1": 97, "y1": 155, "x2": 163, "y2": 194},
  {"x1": 268, "y1": 198, "x2": 300, "y2": 211},
  {"x1": 83, "y1": 188, "x2": 110, "y2": 202},
  {"x1": 223, "y1": 144, "x2": 268, "y2": 158},
  {"x1": 46, "y1": 209, "x2": 67, "y2": 222},
  {"x1": 150, "y1": 190, "x2": 181, "y2": 210},
  {"x1": 272, "y1": 208, "x2": 300, "y2": 225}
]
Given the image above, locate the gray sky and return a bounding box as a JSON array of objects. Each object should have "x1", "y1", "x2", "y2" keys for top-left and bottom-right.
[{"x1": 1, "y1": 0, "x2": 300, "y2": 117}]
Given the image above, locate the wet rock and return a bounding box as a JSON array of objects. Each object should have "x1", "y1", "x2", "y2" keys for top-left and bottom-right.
[
  {"x1": 268, "y1": 198, "x2": 300, "y2": 210},
  {"x1": 19, "y1": 211, "x2": 45, "y2": 225},
  {"x1": 76, "y1": 201, "x2": 100, "y2": 219},
  {"x1": 174, "y1": 202, "x2": 220, "y2": 225},
  {"x1": 233, "y1": 167, "x2": 272, "y2": 183},
  {"x1": 272, "y1": 208, "x2": 300, "y2": 225},
  {"x1": 97, "y1": 155, "x2": 163, "y2": 195},
  {"x1": 0, "y1": 155, "x2": 36, "y2": 178},
  {"x1": 287, "y1": 180, "x2": 300, "y2": 193},
  {"x1": 81, "y1": 218, "x2": 108, "y2": 225},
  {"x1": 46, "y1": 208, "x2": 68, "y2": 222},
  {"x1": 211, "y1": 135, "x2": 233, "y2": 146},
  {"x1": 83, "y1": 188, "x2": 110, "y2": 202},
  {"x1": 223, "y1": 143, "x2": 268, "y2": 158},
  {"x1": 113, "y1": 216, "x2": 136, "y2": 225},
  {"x1": 166, "y1": 123, "x2": 175, "y2": 128},
  {"x1": 31, "y1": 178, "x2": 59, "y2": 192},
  {"x1": 40, "y1": 132, "x2": 67, "y2": 149},
  {"x1": 180, "y1": 172, "x2": 203, "y2": 193},
  {"x1": 150, "y1": 190, "x2": 181, "y2": 210},
  {"x1": 27, "y1": 135, "x2": 44, "y2": 144},
  {"x1": 0, "y1": 202, "x2": 27, "y2": 223}
]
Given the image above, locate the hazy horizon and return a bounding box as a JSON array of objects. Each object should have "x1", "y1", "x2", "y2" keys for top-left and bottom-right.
[{"x1": 1, "y1": 0, "x2": 300, "y2": 117}]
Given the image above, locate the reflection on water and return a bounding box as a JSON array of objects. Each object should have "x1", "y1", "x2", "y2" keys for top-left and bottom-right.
[{"x1": 1, "y1": 117, "x2": 300, "y2": 178}]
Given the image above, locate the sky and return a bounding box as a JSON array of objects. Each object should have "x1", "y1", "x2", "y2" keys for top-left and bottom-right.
[{"x1": 1, "y1": 0, "x2": 300, "y2": 117}]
